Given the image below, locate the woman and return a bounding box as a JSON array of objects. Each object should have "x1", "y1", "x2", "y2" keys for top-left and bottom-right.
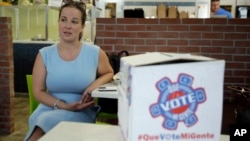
[{"x1": 24, "y1": 1, "x2": 114, "y2": 140}]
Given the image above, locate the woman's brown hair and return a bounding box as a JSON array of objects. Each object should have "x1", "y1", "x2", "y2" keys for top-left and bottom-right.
[{"x1": 58, "y1": 0, "x2": 87, "y2": 40}]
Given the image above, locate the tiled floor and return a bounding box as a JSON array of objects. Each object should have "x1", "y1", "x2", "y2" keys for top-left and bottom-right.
[
  {"x1": 0, "y1": 96, "x2": 236, "y2": 141},
  {"x1": 0, "y1": 96, "x2": 29, "y2": 141}
]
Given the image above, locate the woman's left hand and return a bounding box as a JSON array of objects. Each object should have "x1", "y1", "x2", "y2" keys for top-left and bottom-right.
[
  {"x1": 73, "y1": 91, "x2": 95, "y2": 110},
  {"x1": 65, "y1": 97, "x2": 95, "y2": 111},
  {"x1": 81, "y1": 92, "x2": 94, "y2": 104}
]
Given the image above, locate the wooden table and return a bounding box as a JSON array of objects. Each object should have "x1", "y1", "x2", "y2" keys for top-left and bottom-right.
[
  {"x1": 39, "y1": 121, "x2": 123, "y2": 141},
  {"x1": 39, "y1": 121, "x2": 229, "y2": 141},
  {"x1": 91, "y1": 81, "x2": 119, "y2": 99}
]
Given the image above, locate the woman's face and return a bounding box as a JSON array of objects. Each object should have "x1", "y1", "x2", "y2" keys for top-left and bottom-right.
[{"x1": 58, "y1": 7, "x2": 84, "y2": 42}]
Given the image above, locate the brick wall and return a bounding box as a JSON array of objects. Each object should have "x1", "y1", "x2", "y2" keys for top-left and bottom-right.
[
  {"x1": 0, "y1": 17, "x2": 14, "y2": 134},
  {"x1": 95, "y1": 18, "x2": 250, "y2": 100}
]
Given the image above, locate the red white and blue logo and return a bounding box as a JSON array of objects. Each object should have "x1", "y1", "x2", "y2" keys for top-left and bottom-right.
[{"x1": 150, "y1": 73, "x2": 206, "y2": 130}]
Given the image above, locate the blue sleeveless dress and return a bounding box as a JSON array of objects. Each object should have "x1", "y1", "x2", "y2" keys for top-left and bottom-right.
[{"x1": 24, "y1": 43, "x2": 101, "y2": 140}]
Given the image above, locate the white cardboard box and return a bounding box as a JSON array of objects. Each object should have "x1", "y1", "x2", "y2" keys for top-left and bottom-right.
[{"x1": 118, "y1": 52, "x2": 225, "y2": 141}]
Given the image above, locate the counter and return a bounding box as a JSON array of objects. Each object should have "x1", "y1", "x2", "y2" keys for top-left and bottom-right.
[
  {"x1": 13, "y1": 40, "x2": 57, "y2": 44},
  {"x1": 13, "y1": 41, "x2": 54, "y2": 93}
]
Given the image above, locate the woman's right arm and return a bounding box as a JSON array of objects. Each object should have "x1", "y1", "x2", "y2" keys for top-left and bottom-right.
[{"x1": 32, "y1": 53, "x2": 59, "y2": 108}]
